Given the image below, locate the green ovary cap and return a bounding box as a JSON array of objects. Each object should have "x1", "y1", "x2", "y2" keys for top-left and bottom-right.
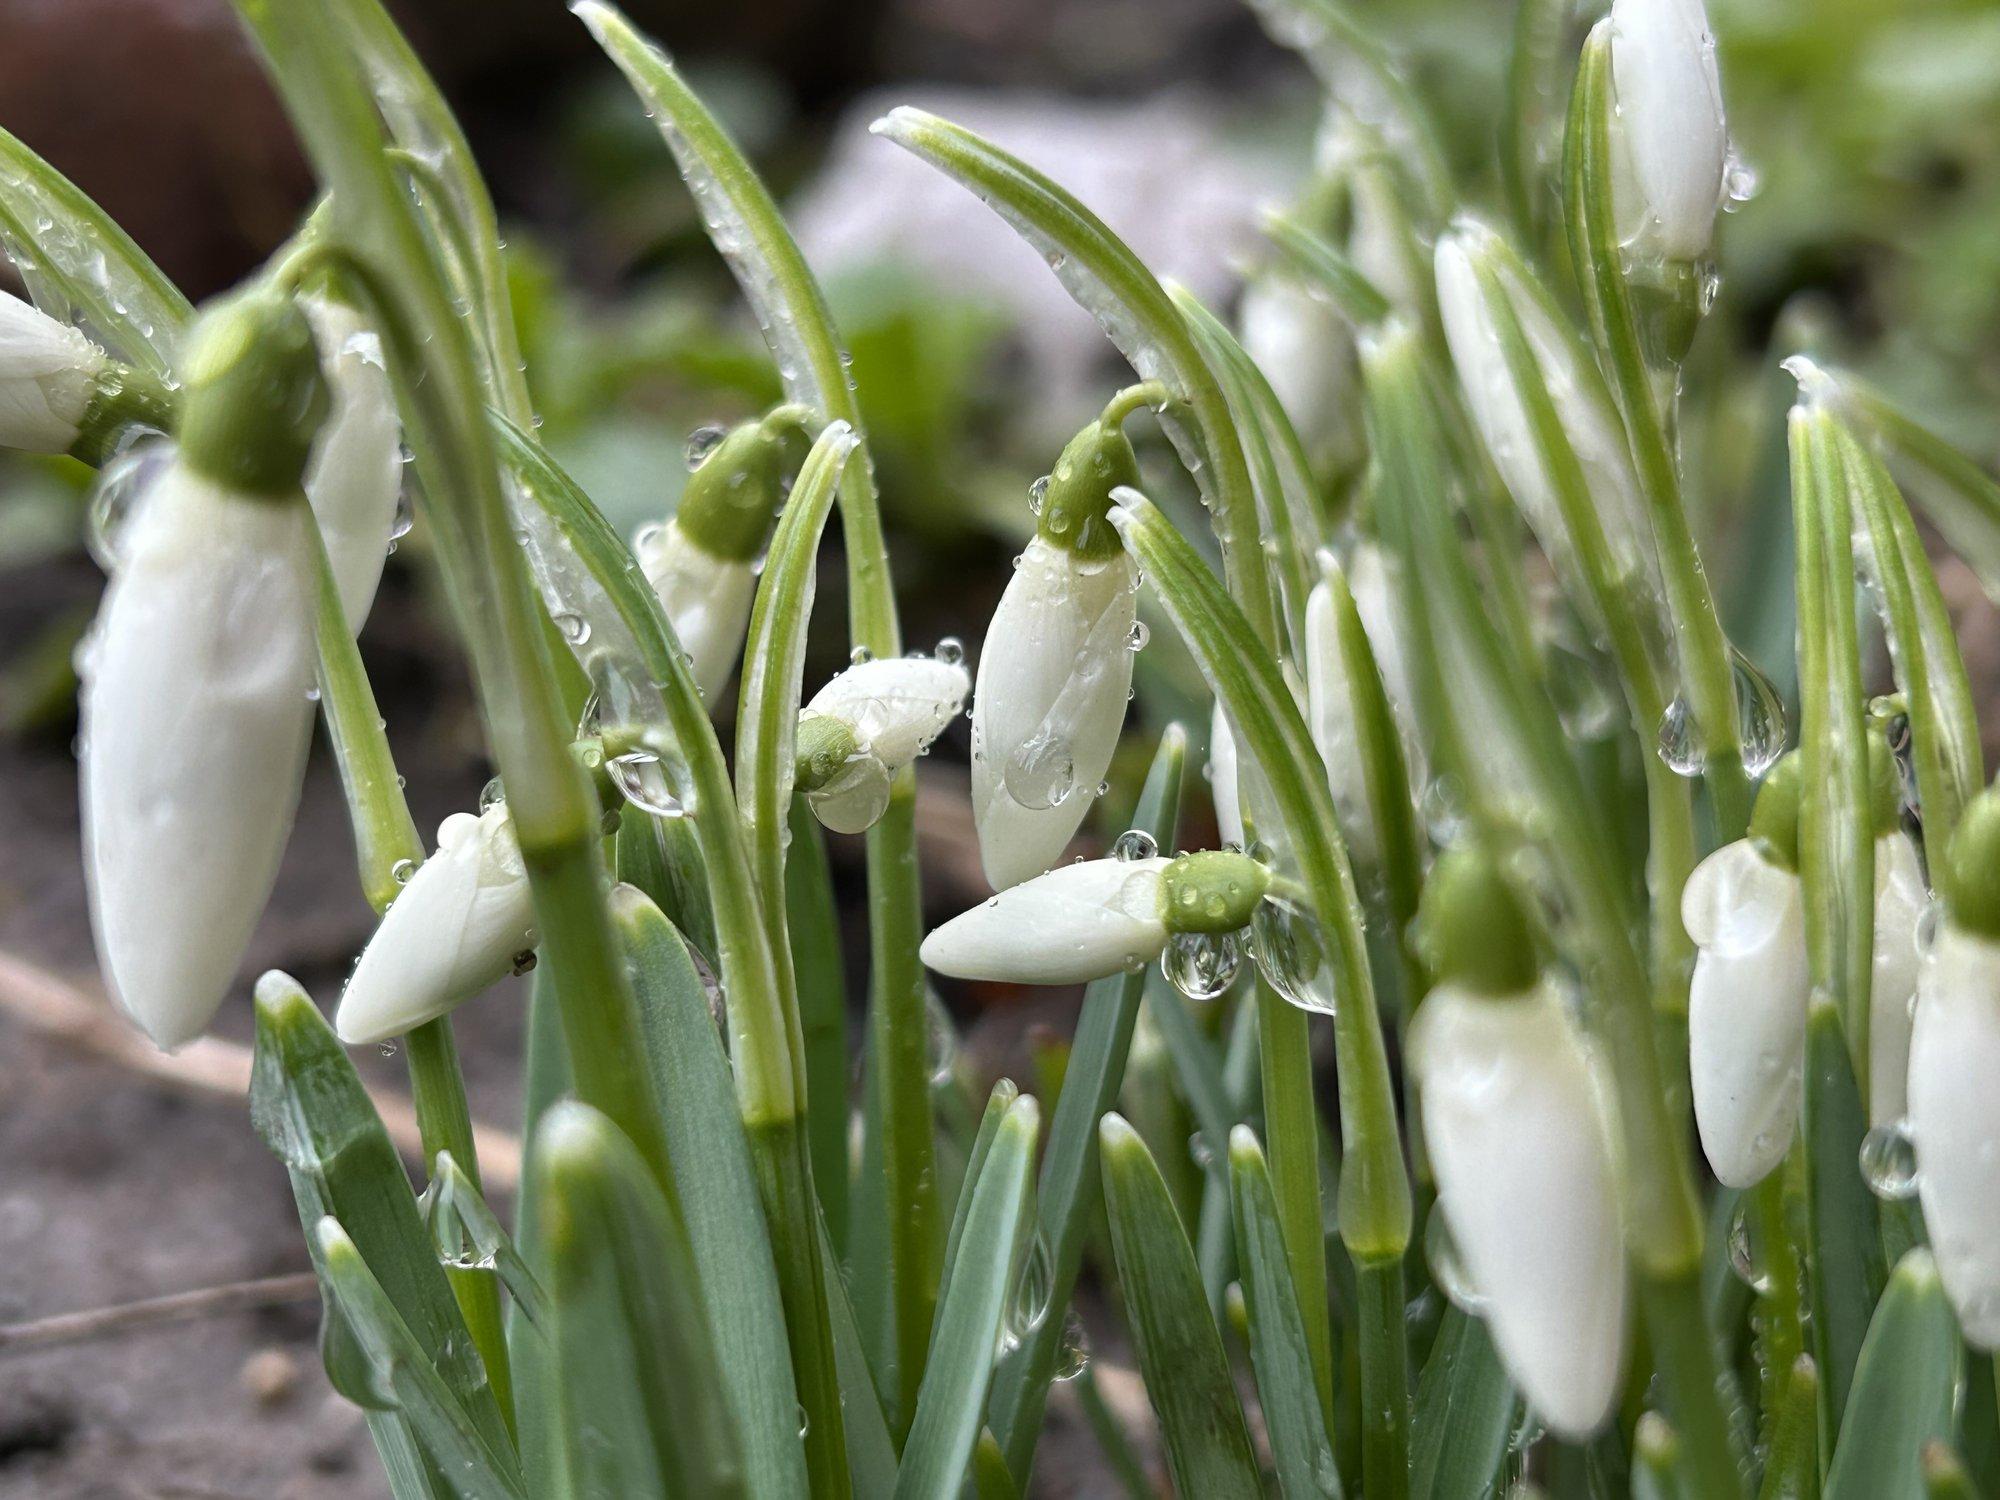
[
  {"x1": 1748, "y1": 752, "x2": 1804, "y2": 873},
  {"x1": 1036, "y1": 416, "x2": 1139, "y2": 561},
  {"x1": 177, "y1": 291, "x2": 329, "y2": 498},
  {"x1": 675, "y1": 417, "x2": 795, "y2": 562},
  {"x1": 1943, "y1": 789, "x2": 2000, "y2": 940},
  {"x1": 1159, "y1": 850, "x2": 1270, "y2": 934},
  {"x1": 1415, "y1": 844, "x2": 1537, "y2": 996},
  {"x1": 794, "y1": 713, "x2": 859, "y2": 793}
]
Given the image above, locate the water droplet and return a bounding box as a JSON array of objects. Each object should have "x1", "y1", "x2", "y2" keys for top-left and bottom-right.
[
  {"x1": 511, "y1": 950, "x2": 538, "y2": 977},
  {"x1": 1052, "y1": 1307, "x2": 1090, "y2": 1381},
  {"x1": 478, "y1": 776, "x2": 506, "y2": 812},
  {"x1": 1189, "y1": 1130, "x2": 1217, "y2": 1170},
  {"x1": 1112, "y1": 829, "x2": 1157, "y2": 862},
  {"x1": 1125, "y1": 620, "x2": 1149, "y2": 652},
  {"x1": 997, "y1": 1233, "x2": 1054, "y2": 1357},
  {"x1": 684, "y1": 424, "x2": 727, "y2": 470},
  {"x1": 607, "y1": 749, "x2": 685, "y2": 818},
  {"x1": 1859, "y1": 1119, "x2": 1919, "y2": 1200},
  {"x1": 391, "y1": 858, "x2": 417, "y2": 886},
  {"x1": 1028, "y1": 475, "x2": 1050, "y2": 516},
  {"x1": 935, "y1": 636, "x2": 965, "y2": 667},
  {"x1": 1917, "y1": 899, "x2": 1942, "y2": 956},
  {"x1": 1656, "y1": 694, "x2": 1703, "y2": 777},
  {"x1": 1003, "y1": 731, "x2": 1076, "y2": 811},
  {"x1": 796, "y1": 1401, "x2": 810, "y2": 1440},
  {"x1": 1725, "y1": 1199, "x2": 1770, "y2": 1294},
  {"x1": 1655, "y1": 650, "x2": 1787, "y2": 778},
  {"x1": 1424, "y1": 1209, "x2": 1486, "y2": 1313},
  {"x1": 378, "y1": 1041, "x2": 399, "y2": 1059},
  {"x1": 553, "y1": 611, "x2": 590, "y2": 646},
  {"x1": 1251, "y1": 895, "x2": 1337, "y2": 1014},
  {"x1": 389, "y1": 488, "x2": 415, "y2": 543},
  {"x1": 850, "y1": 644, "x2": 874, "y2": 666},
  {"x1": 926, "y1": 993, "x2": 958, "y2": 1085},
  {"x1": 85, "y1": 434, "x2": 173, "y2": 571},
  {"x1": 1162, "y1": 929, "x2": 1244, "y2": 1001}
]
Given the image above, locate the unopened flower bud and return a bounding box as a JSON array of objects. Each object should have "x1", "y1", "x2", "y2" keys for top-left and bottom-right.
[
  {"x1": 79, "y1": 294, "x2": 328, "y2": 1049},
  {"x1": 0, "y1": 289, "x2": 109, "y2": 453},
  {"x1": 1408, "y1": 866, "x2": 1626, "y2": 1438},
  {"x1": 1607, "y1": 0, "x2": 1729, "y2": 263},
  {"x1": 1909, "y1": 792, "x2": 2000, "y2": 1348},
  {"x1": 796, "y1": 655, "x2": 969, "y2": 834},
  {"x1": 972, "y1": 416, "x2": 1140, "y2": 888},
  {"x1": 335, "y1": 804, "x2": 538, "y2": 1046},
  {"x1": 1237, "y1": 273, "x2": 1355, "y2": 463}
]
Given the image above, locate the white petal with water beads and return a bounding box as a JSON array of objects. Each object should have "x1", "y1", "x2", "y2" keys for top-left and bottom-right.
[
  {"x1": 335, "y1": 804, "x2": 538, "y2": 1047},
  {"x1": 637, "y1": 517, "x2": 757, "y2": 700},
  {"x1": 1608, "y1": 0, "x2": 1729, "y2": 261},
  {"x1": 1868, "y1": 830, "x2": 1926, "y2": 1126},
  {"x1": 80, "y1": 464, "x2": 317, "y2": 1049},
  {"x1": 0, "y1": 290, "x2": 106, "y2": 453},
  {"x1": 1683, "y1": 837, "x2": 1808, "y2": 1187},
  {"x1": 1409, "y1": 980, "x2": 1628, "y2": 1439},
  {"x1": 920, "y1": 856, "x2": 1169, "y2": 986},
  {"x1": 971, "y1": 536, "x2": 1137, "y2": 888},
  {"x1": 1908, "y1": 921, "x2": 2000, "y2": 1348},
  {"x1": 301, "y1": 299, "x2": 403, "y2": 632}
]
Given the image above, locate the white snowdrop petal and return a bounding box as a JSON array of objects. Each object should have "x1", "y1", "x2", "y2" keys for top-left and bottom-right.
[
  {"x1": 1683, "y1": 839, "x2": 1808, "y2": 1187},
  {"x1": 1303, "y1": 579, "x2": 1377, "y2": 862},
  {"x1": 920, "y1": 856, "x2": 1168, "y2": 985},
  {"x1": 1409, "y1": 982, "x2": 1628, "y2": 1438},
  {"x1": 638, "y1": 519, "x2": 758, "y2": 700},
  {"x1": 335, "y1": 804, "x2": 537, "y2": 1046},
  {"x1": 1868, "y1": 830, "x2": 1926, "y2": 1126},
  {"x1": 1909, "y1": 923, "x2": 2000, "y2": 1348},
  {"x1": 971, "y1": 536, "x2": 1137, "y2": 888},
  {"x1": 302, "y1": 299, "x2": 403, "y2": 632},
  {"x1": 1208, "y1": 701, "x2": 1244, "y2": 850},
  {"x1": 80, "y1": 464, "x2": 317, "y2": 1049},
  {"x1": 0, "y1": 290, "x2": 105, "y2": 452},
  {"x1": 1238, "y1": 276, "x2": 1353, "y2": 457},
  {"x1": 1608, "y1": 0, "x2": 1728, "y2": 261},
  {"x1": 805, "y1": 655, "x2": 970, "y2": 769}
]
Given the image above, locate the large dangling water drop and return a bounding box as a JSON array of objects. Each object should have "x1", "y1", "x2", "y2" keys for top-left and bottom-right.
[
  {"x1": 1251, "y1": 895, "x2": 1338, "y2": 1015},
  {"x1": 1858, "y1": 1119, "x2": 1919, "y2": 1201},
  {"x1": 1162, "y1": 929, "x2": 1244, "y2": 1001},
  {"x1": 1003, "y1": 731, "x2": 1076, "y2": 811}
]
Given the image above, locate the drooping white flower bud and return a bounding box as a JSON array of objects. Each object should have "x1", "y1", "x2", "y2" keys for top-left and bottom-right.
[
  {"x1": 1237, "y1": 273, "x2": 1355, "y2": 463},
  {"x1": 972, "y1": 415, "x2": 1141, "y2": 888},
  {"x1": 1304, "y1": 575, "x2": 1378, "y2": 862},
  {"x1": 1409, "y1": 849, "x2": 1626, "y2": 1440},
  {"x1": 922, "y1": 849, "x2": 1269, "y2": 987},
  {"x1": 1867, "y1": 828, "x2": 1926, "y2": 1126},
  {"x1": 1435, "y1": 220, "x2": 1661, "y2": 621},
  {"x1": 639, "y1": 413, "x2": 803, "y2": 700},
  {"x1": 0, "y1": 290, "x2": 109, "y2": 453},
  {"x1": 301, "y1": 298, "x2": 403, "y2": 632},
  {"x1": 1908, "y1": 794, "x2": 2000, "y2": 1348},
  {"x1": 1607, "y1": 0, "x2": 1729, "y2": 262},
  {"x1": 335, "y1": 804, "x2": 538, "y2": 1046},
  {"x1": 1682, "y1": 757, "x2": 1808, "y2": 1187},
  {"x1": 79, "y1": 293, "x2": 329, "y2": 1049},
  {"x1": 797, "y1": 654, "x2": 970, "y2": 834}
]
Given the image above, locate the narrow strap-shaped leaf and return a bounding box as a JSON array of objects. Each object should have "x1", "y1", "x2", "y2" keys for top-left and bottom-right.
[
  {"x1": 871, "y1": 107, "x2": 1276, "y2": 647},
  {"x1": 1835, "y1": 416, "x2": 1984, "y2": 861},
  {"x1": 1500, "y1": 0, "x2": 1572, "y2": 241},
  {"x1": 1755, "y1": 1355, "x2": 1819, "y2": 1500},
  {"x1": 314, "y1": 1219, "x2": 525, "y2": 1499},
  {"x1": 788, "y1": 797, "x2": 852, "y2": 1253},
  {"x1": 1261, "y1": 213, "x2": 1393, "y2": 327},
  {"x1": 1229, "y1": 1127, "x2": 1344, "y2": 1499},
  {"x1": 972, "y1": 1431, "x2": 1021, "y2": 1500},
  {"x1": 531, "y1": 1103, "x2": 748, "y2": 1499},
  {"x1": 508, "y1": 970, "x2": 570, "y2": 1494},
  {"x1": 897, "y1": 1096, "x2": 1040, "y2": 1499},
  {"x1": 1408, "y1": 1307, "x2": 1515, "y2": 1500},
  {"x1": 942, "y1": 1080, "x2": 1022, "y2": 1290},
  {"x1": 817, "y1": 1220, "x2": 902, "y2": 1495},
  {"x1": 1099, "y1": 1113, "x2": 1262, "y2": 1498},
  {"x1": 0, "y1": 125, "x2": 192, "y2": 374},
  {"x1": 1847, "y1": 380, "x2": 2000, "y2": 602},
  {"x1": 615, "y1": 802, "x2": 718, "y2": 968},
  {"x1": 608, "y1": 883, "x2": 812, "y2": 1498},
  {"x1": 250, "y1": 975, "x2": 510, "y2": 1454},
  {"x1": 1825, "y1": 1251, "x2": 1963, "y2": 1500},
  {"x1": 987, "y1": 724, "x2": 1186, "y2": 1482}
]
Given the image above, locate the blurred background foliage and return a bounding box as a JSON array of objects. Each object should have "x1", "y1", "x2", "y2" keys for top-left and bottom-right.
[{"x1": 3, "y1": 0, "x2": 1999, "y2": 774}]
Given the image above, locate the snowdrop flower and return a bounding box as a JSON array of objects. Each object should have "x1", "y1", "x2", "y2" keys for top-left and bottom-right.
[
  {"x1": 301, "y1": 297, "x2": 403, "y2": 632},
  {"x1": 1607, "y1": 0, "x2": 1729, "y2": 262},
  {"x1": 1868, "y1": 819, "x2": 1926, "y2": 1125},
  {"x1": 1909, "y1": 793, "x2": 2000, "y2": 1347},
  {"x1": 971, "y1": 409, "x2": 1142, "y2": 888},
  {"x1": 1238, "y1": 273, "x2": 1355, "y2": 464},
  {"x1": 1305, "y1": 568, "x2": 1380, "y2": 862},
  {"x1": 1435, "y1": 219, "x2": 1663, "y2": 631},
  {"x1": 1207, "y1": 702, "x2": 1245, "y2": 849},
  {"x1": 796, "y1": 651, "x2": 971, "y2": 834},
  {"x1": 638, "y1": 410, "x2": 805, "y2": 701},
  {"x1": 1682, "y1": 754, "x2": 1808, "y2": 1187},
  {"x1": 0, "y1": 290, "x2": 173, "y2": 462},
  {"x1": 1409, "y1": 847, "x2": 1627, "y2": 1439},
  {"x1": 79, "y1": 293, "x2": 329, "y2": 1049},
  {"x1": 335, "y1": 803, "x2": 538, "y2": 1046},
  {"x1": 922, "y1": 848, "x2": 1268, "y2": 986}
]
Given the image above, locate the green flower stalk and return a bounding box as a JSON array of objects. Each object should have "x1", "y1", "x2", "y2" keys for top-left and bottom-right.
[{"x1": 79, "y1": 290, "x2": 327, "y2": 1049}]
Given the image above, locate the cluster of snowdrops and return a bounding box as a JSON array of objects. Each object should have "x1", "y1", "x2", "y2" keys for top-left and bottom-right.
[{"x1": 15, "y1": 0, "x2": 2000, "y2": 1490}]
